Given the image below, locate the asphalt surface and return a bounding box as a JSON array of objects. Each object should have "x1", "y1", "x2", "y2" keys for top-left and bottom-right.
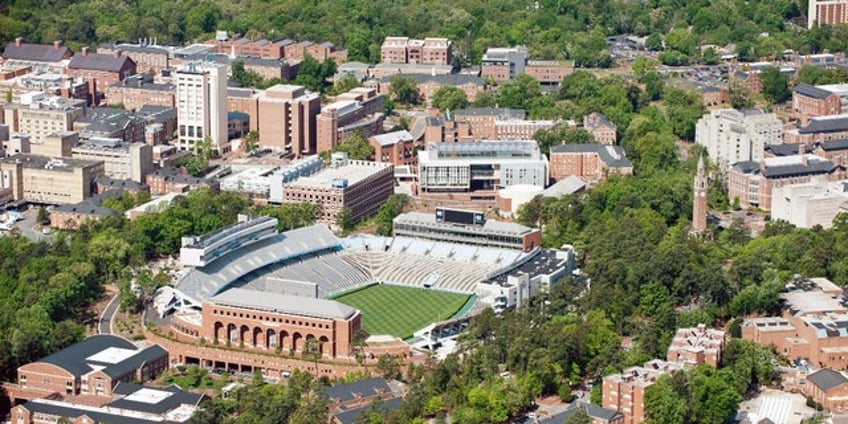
[{"x1": 99, "y1": 293, "x2": 120, "y2": 335}]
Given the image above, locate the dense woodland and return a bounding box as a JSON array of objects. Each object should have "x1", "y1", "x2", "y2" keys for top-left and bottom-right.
[{"x1": 1, "y1": 0, "x2": 847, "y2": 67}]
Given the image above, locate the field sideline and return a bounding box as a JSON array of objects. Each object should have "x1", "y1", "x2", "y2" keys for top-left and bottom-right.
[{"x1": 332, "y1": 283, "x2": 470, "y2": 340}]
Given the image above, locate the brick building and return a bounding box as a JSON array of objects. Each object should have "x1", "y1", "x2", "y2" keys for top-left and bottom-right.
[
  {"x1": 583, "y1": 112, "x2": 618, "y2": 145},
  {"x1": 145, "y1": 166, "x2": 219, "y2": 195},
  {"x1": 380, "y1": 37, "x2": 452, "y2": 65},
  {"x1": 479, "y1": 47, "x2": 573, "y2": 85},
  {"x1": 602, "y1": 360, "x2": 682, "y2": 424},
  {"x1": 727, "y1": 154, "x2": 845, "y2": 210},
  {"x1": 524, "y1": 60, "x2": 574, "y2": 84},
  {"x1": 809, "y1": 0, "x2": 848, "y2": 28},
  {"x1": 282, "y1": 153, "x2": 394, "y2": 224},
  {"x1": 666, "y1": 324, "x2": 726, "y2": 368},
  {"x1": 66, "y1": 48, "x2": 137, "y2": 106},
  {"x1": 1, "y1": 38, "x2": 73, "y2": 72},
  {"x1": 742, "y1": 277, "x2": 848, "y2": 370},
  {"x1": 802, "y1": 369, "x2": 848, "y2": 412},
  {"x1": 368, "y1": 130, "x2": 417, "y2": 167},
  {"x1": 105, "y1": 74, "x2": 175, "y2": 112},
  {"x1": 423, "y1": 116, "x2": 473, "y2": 143},
  {"x1": 257, "y1": 84, "x2": 321, "y2": 155},
  {"x1": 317, "y1": 88, "x2": 385, "y2": 153},
  {"x1": 206, "y1": 33, "x2": 290, "y2": 59},
  {"x1": 793, "y1": 83, "x2": 842, "y2": 121},
  {"x1": 549, "y1": 144, "x2": 634, "y2": 183},
  {"x1": 785, "y1": 115, "x2": 848, "y2": 144},
  {"x1": 97, "y1": 42, "x2": 171, "y2": 74},
  {"x1": 6, "y1": 335, "x2": 167, "y2": 402}
]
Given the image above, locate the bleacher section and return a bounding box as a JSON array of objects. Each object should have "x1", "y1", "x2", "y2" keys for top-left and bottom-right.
[{"x1": 173, "y1": 225, "x2": 341, "y2": 306}]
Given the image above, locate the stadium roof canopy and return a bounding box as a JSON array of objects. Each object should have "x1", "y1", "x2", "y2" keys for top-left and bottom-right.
[{"x1": 174, "y1": 225, "x2": 340, "y2": 306}]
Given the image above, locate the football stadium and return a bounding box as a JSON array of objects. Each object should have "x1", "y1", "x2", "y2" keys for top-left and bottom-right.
[{"x1": 151, "y1": 209, "x2": 576, "y2": 378}]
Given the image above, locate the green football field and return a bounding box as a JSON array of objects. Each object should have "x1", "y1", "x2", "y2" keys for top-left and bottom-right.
[{"x1": 332, "y1": 284, "x2": 471, "y2": 340}]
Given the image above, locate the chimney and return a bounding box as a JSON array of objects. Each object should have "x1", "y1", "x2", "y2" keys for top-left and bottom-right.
[
  {"x1": 81, "y1": 47, "x2": 89, "y2": 57},
  {"x1": 14, "y1": 37, "x2": 22, "y2": 47},
  {"x1": 801, "y1": 154, "x2": 809, "y2": 167},
  {"x1": 113, "y1": 51, "x2": 122, "y2": 59},
  {"x1": 798, "y1": 143, "x2": 806, "y2": 155},
  {"x1": 53, "y1": 40, "x2": 63, "y2": 51}
]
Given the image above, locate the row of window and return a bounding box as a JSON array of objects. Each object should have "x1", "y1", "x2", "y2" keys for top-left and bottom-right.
[{"x1": 212, "y1": 309, "x2": 332, "y2": 329}]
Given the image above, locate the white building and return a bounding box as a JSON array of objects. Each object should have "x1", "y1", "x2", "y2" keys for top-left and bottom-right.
[
  {"x1": 771, "y1": 180, "x2": 848, "y2": 228},
  {"x1": 417, "y1": 141, "x2": 548, "y2": 193},
  {"x1": 175, "y1": 62, "x2": 228, "y2": 154},
  {"x1": 808, "y1": 0, "x2": 848, "y2": 28},
  {"x1": 695, "y1": 109, "x2": 782, "y2": 173}
]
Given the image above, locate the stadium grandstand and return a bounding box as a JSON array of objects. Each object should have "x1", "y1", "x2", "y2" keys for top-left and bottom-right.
[
  {"x1": 151, "y1": 214, "x2": 576, "y2": 377},
  {"x1": 393, "y1": 208, "x2": 542, "y2": 252}
]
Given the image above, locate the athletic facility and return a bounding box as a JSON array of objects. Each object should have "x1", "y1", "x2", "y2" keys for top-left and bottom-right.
[{"x1": 153, "y1": 212, "x2": 575, "y2": 377}]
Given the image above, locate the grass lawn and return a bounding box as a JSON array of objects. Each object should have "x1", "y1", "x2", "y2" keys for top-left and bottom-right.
[{"x1": 333, "y1": 284, "x2": 470, "y2": 340}]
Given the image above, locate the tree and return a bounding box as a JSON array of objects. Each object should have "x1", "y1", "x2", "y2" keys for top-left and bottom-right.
[
  {"x1": 330, "y1": 74, "x2": 362, "y2": 96},
  {"x1": 728, "y1": 79, "x2": 754, "y2": 109},
  {"x1": 36, "y1": 207, "x2": 50, "y2": 225},
  {"x1": 389, "y1": 75, "x2": 420, "y2": 105},
  {"x1": 759, "y1": 66, "x2": 791, "y2": 104},
  {"x1": 4, "y1": 89, "x2": 11, "y2": 103},
  {"x1": 333, "y1": 132, "x2": 375, "y2": 160},
  {"x1": 645, "y1": 33, "x2": 664, "y2": 51},
  {"x1": 496, "y1": 74, "x2": 542, "y2": 110},
  {"x1": 431, "y1": 85, "x2": 469, "y2": 112},
  {"x1": 374, "y1": 194, "x2": 409, "y2": 236},
  {"x1": 563, "y1": 407, "x2": 593, "y2": 424},
  {"x1": 631, "y1": 57, "x2": 658, "y2": 79},
  {"x1": 243, "y1": 130, "x2": 259, "y2": 153},
  {"x1": 336, "y1": 208, "x2": 355, "y2": 234}
]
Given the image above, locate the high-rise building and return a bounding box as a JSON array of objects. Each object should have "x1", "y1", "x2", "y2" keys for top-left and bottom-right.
[
  {"x1": 692, "y1": 155, "x2": 708, "y2": 232},
  {"x1": 175, "y1": 62, "x2": 228, "y2": 154},
  {"x1": 257, "y1": 84, "x2": 321, "y2": 156},
  {"x1": 809, "y1": 0, "x2": 848, "y2": 28},
  {"x1": 694, "y1": 109, "x2": 782, "y2": 173}
]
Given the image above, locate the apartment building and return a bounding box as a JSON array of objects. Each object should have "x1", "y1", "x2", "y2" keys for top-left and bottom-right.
[
  {"x1": 257, "y1": 84, "x2": 321, "y2": 156},
  {"x1": 549, "y1": 144, "x2": 634, "y2": 183},
  {"x1": 380, "y1": 37, "x2": 452, "y2": 65},
  {"x1": 0, "y1": 154, "x2": 104, "y2": 204},
  {"x1": 175, "y1": 62, "x2": 229, "y2": 154},
  {"x1": 480, "y1": 47, "x2": 573, "y2": 84},
  {"x1": 583, "y1": 112, "x2": 618, "y2": 145},
  {"x1": 316, "y1": 88, "x2": 385, "y2": 153},
  {"x1": 728, "y1": 154, "x2": 845, "y2": 210},
  {"x1": 66, "y1": 47, "x2": 137, "y2": 105},
  {"x1": 3, "y1": 96, "x2": 85, "y2": 144},
  {"x1": 666, "y1": 324, "x2": 726, "y2": 368},
  {"x1": 809, "y1": 0, "x2": 848, "y2": 28},
  {"x1": 282, "y1": 153, "x2": 394, "y2": 224},
  {"x1": 602, "y1": 360, "x2": 682, "y2": 424},
  {"x1": 694, "y1": 108, "x2": 783, "y2": 173},
  {"x1": 71, "y1": 139, "x2": 153, "y2": 182},
  {"x1": 105, "y1": 73, "x2": 175, "y2": 112}
]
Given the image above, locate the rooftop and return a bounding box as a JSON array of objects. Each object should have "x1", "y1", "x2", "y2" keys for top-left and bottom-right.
[
  {"x1": 68, "y1": 52, "x2": 134, "y2": 72},
  {"x1": 370, "y1": 130, "x2": 413, "y2": 146},
  {"x1": 808, "y1": 368, "x2": 848, "y2": 391},
  {"x1": 794, "y1": 83, "x2": 836, "y2": 100},
  {"x1": 550, "y1": 143, "x2": 633, "y2": 168},
  {"x1": 454, "y1": 107, "x2": 526, "y2": 120},
  {"x1": 324, "y1": 377, "x2": 391, "y2": 403},
  {"x1": 287, "y1": 160, "x2": 391, "y2": 189},
  {"x1": 208, "y1": 288, "x2": 357, "y2": 320},
  {"x1": 2, "y1": 41, "x2": 71, "y2": 63},
  {"x1": 0, "y1": 154, "x2": 101, "y2": 172},
  {"x1": 782, "y1": 290, "x2": 847, "y2": 315},
  {"x1": 799, "y1": 115, "x2": 848, "y2": 134},
  {"x1": 27, "y1": 335, "x2": 165, "y2": 378},
  {"x1": 394, "y1": 211, "x2": 535, "y2": 237}
]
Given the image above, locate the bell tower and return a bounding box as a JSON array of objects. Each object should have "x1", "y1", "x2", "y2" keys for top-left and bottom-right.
[{"x1": 693, "y1": 154, "x2": 708, "y2": 232}]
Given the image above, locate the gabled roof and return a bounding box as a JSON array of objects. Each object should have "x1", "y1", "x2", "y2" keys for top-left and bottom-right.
[
  {"x1": 764, "y1": 143, "x2": 801, "y2": 156},
  {"x1": 544, "y1": 402, "x2": 620, "y2": 423},
  {"x1": 68, "y1": 52, "x2": 135, "y2": 72},
  {"x1": 799, "y1": 115, "x2": 848, "y2": 134},
  {"x1": 20, "y1": 399, "x2": 183, "y2": 424},
  {"x1": 808, "y1": 368, "x2": 848, "y2": 391},
  {"x1": 100, "y1": 344, "x2": 167, "y2": 378},
  {"x1": 794, "y1": 83, "x2": 835, "y2": 100},
  {"x1": 2, "y1": 42, "x2": 71, "y2": 62},
  {"x1": 108, "y1": 383, "x2": 204, "y2": 414},
  {"x1": 324, "y1": 377, "x2": 391, "y2": 403},
  {"x1": 31, "y1": 335, "x2": 137, "y2": 377},
  {"x1": 818, "y1": 139, "x2": 848, "y2": 151}
]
